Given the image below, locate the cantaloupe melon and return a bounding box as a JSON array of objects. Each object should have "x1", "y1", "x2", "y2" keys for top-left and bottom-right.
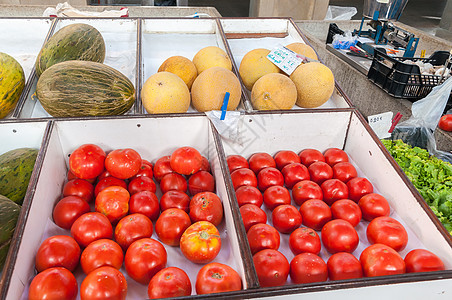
[
  {"x1": 192, "y1": 46, "x2": 232, "y2": 74},
  {"x1": 286, "y1": 43, "x2": 318, "y2": 60},
  {"x1": 239, "y1": 48, "x2": 280, "y2": 91},
  {"x1": 158, "y1": 56, "x2": 197, "y2": 90},
  {"x1": 251, "y1": 73, "x2": 297, "y2": 110}
]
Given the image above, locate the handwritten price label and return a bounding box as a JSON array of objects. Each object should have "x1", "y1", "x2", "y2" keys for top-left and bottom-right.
[
  {"x1": 368, "y1": 112, "x2": 393, "y2": 139},
  {"x1": 267, "y1": 46, "x2": 304, "y2": 75}
]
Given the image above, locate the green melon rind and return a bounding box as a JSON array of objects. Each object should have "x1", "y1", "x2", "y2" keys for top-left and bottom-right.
[
  {"x1": 0, "y1": 52, "x2": 25, "y2": 119},
  {"x1": 0, "y1": 239, "x2": 12, "y2": 272},
  {"x1": 35, "y1": 23, "x2": 106, "y2": 77},
  {"x1": 0, "y1": 195, "x2": 20, "y2": 245}
]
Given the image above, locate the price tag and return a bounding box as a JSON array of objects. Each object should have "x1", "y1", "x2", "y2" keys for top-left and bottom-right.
[
  {"x1": 368, "y1": 112, "x2": 393, "y2": 139},
  {"x1": 267, "y1": 46, "x2": 305, "y2": 75}
]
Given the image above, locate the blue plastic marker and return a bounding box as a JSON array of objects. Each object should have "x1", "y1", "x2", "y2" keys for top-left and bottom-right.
[{"x1": 220, "y1": 92, "x2": 230, "y2": 120}]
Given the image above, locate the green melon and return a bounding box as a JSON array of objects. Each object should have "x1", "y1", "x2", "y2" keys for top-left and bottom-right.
[
  {"x1": 0, "y1": 195, "x2": 21, "y2": 271},
  {"x1": 0, "y1": 53, "x2": 25, "y2": 119}
]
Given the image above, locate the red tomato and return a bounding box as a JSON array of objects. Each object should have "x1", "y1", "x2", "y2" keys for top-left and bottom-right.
[
  {"x1": 160, "y1": 190, "x2": 190, "y2": 213},
  {"x1": 28, "y1": 267, "x2": 78, "y2": 300},
  {"x1": 439, "y1": 114, "x2": 452, "y2": 131},
  {"x1": 248, "y1": 152, "x2": 276, "y2": 174},
  {"x1": 324, "y1": 148, "x2": 349, "y2": 166},
  {"x1": 63, "y1": 179, "x2": 94, "y2": 203},
  {"x1": 272, "y1": 204, "x2": 302, "y2": 234},
  {"x1": 131, "y1": 163, "x2": 153, "y2": 180},
  {"x1": 366, "y1": 216, "x2": 408, "y2": 252},
  {"x1": 263, "y1": 185, "x2": 290, "y2": 210},
  {"x1": 170, "y1": 146, "x2": 203, "y2": 175},
  {"x1": 105, "y1": 148, "x2": 142, "y2": 179},
  {"x1": 257, "y1": 167, "x2": 284, "y2": 191},
  {"x1": 35, "y1": 235, "x2": 80, "y2": 273},
  {"x1": 226, "y1": 155, "x2": 249, "y2": 173},
  {"x1": 69, "y1": 144, "x2": 105, "y2": 180},
  {"x1": 80, "y1": 239, "x2": 124, "y2": 274},
  {"x1": 308, "y1": 161, "x2": 333, "y2": 185},
  {"x1": 299, "y1": 199, "x2": 332, "y2": 231},
  {"x1": 289, "y1": 227, "x2": 321, "y2": 255},
  {"x1": 115, "y1": 213, "x2": 154, "y2": 251},
  {"x1": 235, "y1": 185, "x2": 263, "y2": 207},
  {"x1": 239, "y1": 204, "x2": 267, "y2": 232},
  {"x1": 180, "y1": 221, "x2": 221, "y2": 264},
  {"x1": 274, "y1": 150, "x2": 300, "y2": 170},
  {"x1": 331, "y1": 199, "x2": 362, "y2": 227},
  {"x1": 298, "y1": 149, "x2": 325, "y2": 167},
  {"x1": 189, "y1": 191, "x2": 223, "y2": 226},
  {"x1": 358, "y1": 193, "x2": 391, "y2": 221},
  {"x1": 94, "y1": 176, "x2": 127, "y2": 197},
  {"x1": 196, "y1": 263, "x2": 242, "y2": 294},
  {"x1": 153, "y1": 156, "x2": 174, "y2": 182},
  {"x1": 160, "y1": 173, "x2": 187, "y2": 194},
  {"x1": 404, "y1": 249, "x2": 445, "y2": 273},
  {"x1": 292, "y1": 180, "x2": 323, "y2": 206},
  {"x1": 71, "y1": 212, "x2": 113, "y2": 248},
  {"x1": 142, "y1": 159, "x2": 153, "y2": 168},
  {"x1": 148, "y1": 267, "x2": 192, "y2": 298},
  {"x1": 321, "y1": 179, "x2": 349, "y2": 206},
  {"x1": 188, "y1": 170, "x2": 215, "y2": 195},
  {"x1": 97, "y1": 169, "x2": 112, "y2": 181},
  {"x1": 247, "y1": 223, "x2": 280, "y2": 255},
  {"x1": 128, "y1": 176, "x2": 157, "y2": 195},
  {"x1": 200, "y1": 156, "x2": 211, "y2": 173},
  {"x1": 281, "y1": 163, "x2": 310, "y2": 189},
  {"x1": 332, "y1": 162, "x2": 357, "y2": 183},
  {"x1": 290, "y1": 253, "x2": 328, "y2": 284},
  {"x1": 347, "y1": 177, "x2": 374, "y2": 202},
  {"x1": 155, "y1": 208, "x2": 191, "y2": 246},
  {"x1": 253, "y1": 249, "x2": 289, "y2": 287},
  {"x1": 80, "y1": 266, "x2": 127, "y2": 300},
  {"x1": 327, "y1": 252, "x2": 363, "y2": 280},
  {"x1": 230, "y1": 168, "x2": 258, "y2": 190},
  {"x1": 129, "y1": 191, "x2": 160, "y2": 221},
  {"x1": 360, "y1": 244, "x2": 405, "y2": 277},
  {"x1": 53, "y1": 196, "x2": 90, "y2": 230},
  {"x1": 321, "y1": 219, "x2": 359, "y2": 254},
  {"x1": 125, "y1": 238, "x2": 167, "y2": 284},
  {"x1": 67, "y1": 169, "x2": 96, "y2": 184},
  {"x1": 95, "y1": 186, "x2": 130, "y2": 224}
]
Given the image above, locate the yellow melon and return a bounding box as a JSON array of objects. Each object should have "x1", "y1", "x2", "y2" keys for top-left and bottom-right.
[
  {"x1": 192, "y1": 46, "x2": 232, "y2": 74},
  {"x1": 289, "y1": 62, "x2": 335, "y2": 108},
  {"x1": 158, "y1": 56, "x2": 197, "y2": 90},
  {"x1": 191, "y1": 67, "x2": 241, "y2": 112},
  {"x1": 286, "y1": 43, "x2": 318, "y2": 60},
  {"x1": 251, "y1": 73, "x2": 297, "y2": 110},
  {"x1": 141, "y1": 72, "x2": 190, "y2": 114},
  {"x1": 239, "y1": 48, "x2": 280, "y2": 91}
]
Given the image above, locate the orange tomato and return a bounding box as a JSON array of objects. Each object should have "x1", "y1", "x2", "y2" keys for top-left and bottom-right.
[{"x1": 179, "y1": 221, "x2": 221, "y2": 264}]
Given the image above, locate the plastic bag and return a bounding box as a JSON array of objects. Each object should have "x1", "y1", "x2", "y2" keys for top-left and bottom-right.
[
  {"x1": 42, "y1": 2, "x2": 128, "y2": 18},
  {"x1": 325, "y1": 5, "x2": 358, "y2": 21},
  {"x1": 332, "y1": 30, "x2": 357, "y2": 50}
]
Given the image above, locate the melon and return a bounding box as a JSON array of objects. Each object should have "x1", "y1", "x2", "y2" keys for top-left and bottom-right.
[
  {"x1": 0, "y1": 53, "x2": 25, "y2": 119},
  {"x1": 286, "y1": 43, "x2": 318, "y2": 60},
  {"x1": 239, "y1": 48, "x2": 280, "y2": 91},
  {"x1": 158, "y1": 56, "x2": 197, "y2": 90},
  {"x1": 192, "y1": 46, "x2": 232, "y2": 74},
  {"x1": 191, "y1": 67, "x2": 241, "y2": 112},
  {"x1": 141, "y1": 72, "x2": 190, "y2": 114},
  {"x1": 251, "y1": 73, "x2": 297, "y2": 110}
]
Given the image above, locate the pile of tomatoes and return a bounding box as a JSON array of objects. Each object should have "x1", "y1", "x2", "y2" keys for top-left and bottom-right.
[
  {"x1": 28, "y1": 144, "x2": 242, "y2": 300},
  {"x1": 227, "y1": 148, "x2": 446, "y2": 287}
]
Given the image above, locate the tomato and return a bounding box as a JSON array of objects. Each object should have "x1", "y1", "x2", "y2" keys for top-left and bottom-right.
[
  {"x1": 438, "y1": 114, "x2": 452, "y2": 131},
  {"x1": 53, "y1": 196, "x2": 90, "y2": 230},
  {"x1": 332, "y1": 162, "x2": 357, "y2": 183},
  {"x1": 289, "y1": 227, "x2": 321, "y2": 255},
  {"x1": 200, "y1": 156, "x2": 211, "y2": 173},
  {"x1": 115, "y1": 213, "x2": 154, "y2": 251},
  {"x1": 230, "y1": 168, "x2": 258, "y2": 190},
  {"x1": 142, "y1": 159, "x2": 153, "y2": 168},
  {"x1": 188, "y1": 170, "x2": 215, "y2": 195},
  {"x1": 308, "y1": 161, "x2": 333, "y2": 185},
  {"x1": 239, "y1": 204, "x2": 267, "y2": 232},
  {"x1": 196, "y1": 263, "x2": 242, "y2": 294},
  {"x1": 160, "y1": 173, "x2": 187, "y2": 194},
  {"x1": 331, "y1": 199, "x2": 362, "y2": 227},
  {"x1": 253, "y1": 249, "x2": 289, "y2": 287},
  {"x1": 321, "y1": 219, "x2": 359, "y2": 254},
  {"x1": 360, "y1": 243, "x2": 405, "y2": 277},
  {"x1": 94, "y1": 176, "x2": 127, "y2": 197},
  {"x1": 257, "y1": 167, "x2": 284, "y2": 191},
  {"x1": 189, "y1": 191, "x2": 223, "y2": 226},
  {"x1": 170, "y1": 146, "x2": 203, "y2": 175},
  {"x1": 358, "y1": 193, "x2": 391, "y2": 221},
  {"x1": 128, "y1": 176, "x2": 157, "y2": 195},
  {"x1": 321, "y1": 179, "x2": 349, "y2": 206},
  {"x1": 71, "y1": 212, "x2": 113, "y2": 248},
  {"x1": 28, "y1": 267, "x2": 78, "y2": 300},
  {"x1": 69, "y1": 144, "x2": 105, "y2": 180},
  {"x1": 160, "y1": 190, "x2": 190, "y2": 213},
  {"x1": 263, "y1": 185, "x2": 291, "y2": 210},
  {"x1": 129, "y1": 191, "x2": 160, "y2": 221},
  {"x1": 131, "y1": 163, "x2": 153, "y2": 180},
  {"x1": 299, "y1": 199, "x2": 332, "y2": 231},
  {"x1": 148, "y1": 267, "x2": 192, "y2": 298},
  {"x1": 125, "y1": 238, "x2": 167, "y2": 284},
  {"x1": 63, "y1": 179, "x2": 94, "y2": 203},
  {"x1": 153, "y1": 156, "x2": 174, "y2": 182},
  {"x1": 227, "y1": 155, "x2": 249, "y2": 173},
  {"x1": 105, "y1": 148, "x2": 142, "y2": 179},
  {"x1": 292, "y1": 180, "x2": 323, "y2": 206},
  {"x1": 80, "y1": 239, "x2": 124, "y2": 274},
  {"x1": 324, "y1": 148, "x2": 349, "y2": 166},
  {"x1": 95, "y1": 186, "x2": 130, "y2": 224},
  {"x1": 327, "y1": 252, "x2": 363, "y2": 280},
  {"x1": 290, "y1": 253, "x2": 328, "y2": 284},
  {"x1": 80, "y1": 266, "x2": 127, "y2": 300},
  {"x1": 298, "y1": 149, "x2": 325, "y2": 167},
  {"x1": 248, "y1": 152, "x2": 276, "y2": 174},
  {"x1": 35, "y1": 235, "x2": 80, "y2": 273},
  {"x1": 274, "y1": 150, "x2": 301, "y2": 170},
  {"x1": 155, "y1": 208, "x2": 191, "y2": 246},
  {"x1": 97, "y1": 170, "x2": 112, "y2": 181},
  {"x1": 404, "y1": 249, "x2": 445, "y2": 273},
  {"x1": 235, "y1": 185, "x2": 263, "y2": 207},
  {"x1": 272, "y1": 204, "x2": 302, "y2": 234},
  {"x1": 366, "y1": 216, "x2": 408, "y2": 252},
  {"x1": 67, "y1": 169, "x2": 96, "y2": 184},
  {"x1": 247, "y1": 223, "x2": 280, "y2": 255},
  {"x1": 180, "y1": 221, "x2": 221, "y2": 264},
  {"x1": 281, "y1": 163, "x2": 310, "y2": 189},
  {"x1": 347, "y1": 177, "x2": 374, "y2": 202}
]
